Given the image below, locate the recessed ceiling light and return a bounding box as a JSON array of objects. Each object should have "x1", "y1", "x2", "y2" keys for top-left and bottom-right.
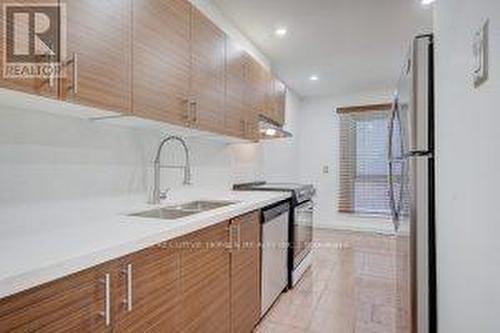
[
  {"x1": 421, "y1": 0, "x2": 436, "y2": 5},
  {"x1": 275, "y1": 28, "x2": 287, "y2": 37},
  {"x1": 309, "y1": 75, "x2": 319, "y2": 81}
]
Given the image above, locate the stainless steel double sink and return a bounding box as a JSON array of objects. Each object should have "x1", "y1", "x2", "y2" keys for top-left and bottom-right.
[{"x1": 129, "y1": 200, "x2": 239, "y2": 220}]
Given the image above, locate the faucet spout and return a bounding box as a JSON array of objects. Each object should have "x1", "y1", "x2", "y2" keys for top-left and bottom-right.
[{"x1": 151, "y1": 136, "x2": 191, "y2": 204}]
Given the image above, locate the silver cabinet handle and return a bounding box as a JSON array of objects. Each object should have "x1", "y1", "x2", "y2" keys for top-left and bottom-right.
[
  {"x1": 73, "y1": 53, "x2": 78, "y2": 95},
  {"x1": 192, "y1": 101, "x2": 198, "y2": 124},
  {"x1": 122, "y1": 264, "x2": 133, "y2": 312},
  {"x1": 188, "y1": 99, "x2": 197, "y2": 124},
  {"x1": 65, "y1": 53, "x2": 78, "y2": 96},
  {"x1": 100, "y1": 273, "x2": 111, "y2": 327},
  {"x1": 240, "y1": 119, "x2": 246, "y2": 135},
  {"x1": 45, "y1": 50, "x2": 55, "y2": 89},
  {"x1": 227, "y1": 225, "x2": 233, "y2": 251},
  {"x1": 184, "y1": 99, "x2": 190, "y2": 125},
  {"x1": 236, "y1": 224, "x2": 241, "y2": 250}
]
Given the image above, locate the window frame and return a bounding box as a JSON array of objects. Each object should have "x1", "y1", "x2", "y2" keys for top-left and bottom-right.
[{"x1": 337, "y1": 103, "x2": 393, "y2": 216}]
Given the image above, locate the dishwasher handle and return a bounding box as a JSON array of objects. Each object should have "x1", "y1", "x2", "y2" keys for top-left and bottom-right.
[{"x1": 262, "y1": 201, "x2": 290, "y2": 224}]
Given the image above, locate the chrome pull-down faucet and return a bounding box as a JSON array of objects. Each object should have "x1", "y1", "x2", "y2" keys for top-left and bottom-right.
[{"x1": 151, "y1": 136, "x2": 191, "y2": 204}]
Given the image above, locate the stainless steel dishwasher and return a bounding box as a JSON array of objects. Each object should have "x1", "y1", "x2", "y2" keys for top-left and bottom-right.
[{"x1": 261, "y1": 201, "x2": 290, "y2": 315}]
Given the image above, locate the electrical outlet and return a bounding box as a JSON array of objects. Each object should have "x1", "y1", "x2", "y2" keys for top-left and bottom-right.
[
  {"x1": 322, "y1": 165, "x2": 329, "y2": 174},
  {"x1": 473, "y1": 19, "x2": 489, "y2": 88}
]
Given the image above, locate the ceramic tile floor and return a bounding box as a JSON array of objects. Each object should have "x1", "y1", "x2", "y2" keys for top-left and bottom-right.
[{"x1": 255, "y1": 229, "x2": 409, "y2": 333}]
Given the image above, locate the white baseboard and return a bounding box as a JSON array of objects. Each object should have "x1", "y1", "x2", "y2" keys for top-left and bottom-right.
[{"x1": 314, "y1": 220, "x2": 395, "y2": 235}]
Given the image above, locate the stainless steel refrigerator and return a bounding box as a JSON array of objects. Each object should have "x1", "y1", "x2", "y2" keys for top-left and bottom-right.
[{"x1": 388, "y1": 34, "x2": 436, "y2": 333}]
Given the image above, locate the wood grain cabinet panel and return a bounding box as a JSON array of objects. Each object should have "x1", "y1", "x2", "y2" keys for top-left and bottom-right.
[
  {"x1": 272, "y1": 78, "x2": 286, "y2": 126},
  {"x1": 178, "y1": 221, "x2": 231, "y2": 333},
  {"x1": 0, "y1": 0, "x2": 60, "y2": 98},
  {"x1": 262, "y1": 69, "x2": 275, "y2": 121},
  {"x1": 132, "y1": 0, "x2": 191, "y2": 126},
  {"x1": 190, "y1": 6, "x2": 226, "y2": 135},
  {"x1": 61, "y1": 0, "x2": 132, "y2": 113},
  {"x1": 225, "y1": 38, "x2": 248, "y2": 139},
  {"x1": 0, "y1": 261, "x2": 120, "y2": 333},
  {"x1": 113, "y1": 243, "x2": 181, "y2": 333},
  {"x1": 230, "y1": 211, "x2": 261, "y2": 333},
  {"x1": 242, "y1": 53, "x2": 260, "y2": 142},
  {"x1": 245, "y1": 56, "x2": 265, "y2": 133}
]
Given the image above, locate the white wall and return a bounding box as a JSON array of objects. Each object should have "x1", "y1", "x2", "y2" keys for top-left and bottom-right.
[
  {"x1": 297, "y1": 90, "x2": 395, "y2": 233},
  {"x1": 434, "y1": 1, "x2": 500, "y2": 332},
  {"x1": 261, "y1": 89, "x2": 301, "y2": 182}
]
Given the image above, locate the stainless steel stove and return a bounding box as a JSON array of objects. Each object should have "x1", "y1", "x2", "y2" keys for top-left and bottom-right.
[{"x1": 233, "y1": 182, "x2": 315, "y2": 287}]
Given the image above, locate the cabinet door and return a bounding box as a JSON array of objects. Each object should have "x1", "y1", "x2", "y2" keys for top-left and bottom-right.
[
  {"x1": 246, "y1": 56, "x2": 266, "y2": 138},
  {"x1": 0, "y1": 0, "x2": 59, "y2": 98},
  {"x1": 273, "y1": 78, "x2": 286, "y2": 126},
  {"x1": 179, "y1": 221, "x2": 231, "y2": 333},
  {"x1": 133, "y1": 0, "x2": 191, "y2": 126},
  {"x1": 0, "y1": 261, "x2": 119, "y2": 333},
  {"x1": 242, "y1": 54, "x2": 261, "y2": 142},
  {"x1": 61, "y1": 0, "x2": 131, "y2": 113},
  {"x1": 225, "y1": 38, "x2": 247, "y2": 139},
  {"x1": 113, "y1": 243, "x2": 181, "y2": 333},
  {"x1": 190, "y1": 6, "x2": 226, "y2": 134},
  {"x1": 230, "y1": 211, "x2": 261, "y2": 333}
]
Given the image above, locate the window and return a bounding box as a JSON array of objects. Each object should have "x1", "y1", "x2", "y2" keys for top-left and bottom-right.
[{"x1": 337, "y1": 104, "x2": 394, "y2": 216}]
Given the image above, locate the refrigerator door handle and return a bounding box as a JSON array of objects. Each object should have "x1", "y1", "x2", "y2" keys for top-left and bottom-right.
[
  {"x1": 388, "y1": 161, "x2": 400, "y2": 231},
  {"x1": 387, "y1": 98, "x2": 400, "y2": 231},
  {"x1": 387, "y1": 99, "x2": 397, "y2": 162}
]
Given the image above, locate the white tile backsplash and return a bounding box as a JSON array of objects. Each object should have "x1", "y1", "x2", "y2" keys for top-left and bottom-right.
[{"x1": 0, "y1": 90, "x2": 301, "y2": 206}]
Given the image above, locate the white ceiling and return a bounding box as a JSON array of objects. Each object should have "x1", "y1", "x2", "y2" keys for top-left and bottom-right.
[{"x1": 212, "y1": 0, "x2": 433, "y2": 97}]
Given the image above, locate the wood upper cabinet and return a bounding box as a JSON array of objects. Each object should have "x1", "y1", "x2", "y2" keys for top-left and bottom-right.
[
  {"x1": 246, "y1": 56, "x2": 276, "y2": 124},
  {"x1": 0, "y1": 0, "x2": 284, "y2": 140},
  {"x1": 272, "y1": 78, "x2": 286, "y2": 126},
  {"x1": 230, "y1": 211, "x2": 261, "y2": 333},
  {"x1": 114, "y1": 242, "x2": 181, "y2": 333},
  {"x1": 0, "y1": 0, "x2": 60, "y2": 98},
  {"x1": 225, "y1": 37, "x2": 252, "y2": 139},
  {"x1": 60, "y1": 0, "x2": 132, "y2": 113},
  {"x1": 190, "y1": 6, "x2": 226, "y2": 134},
  {"x1": 179, "y1": 221, "x2": 231, "y2": 333},
  {"x1": 132, "y1": 0, "x2": 191, "y2": 126},
  {"x1": 0, "y1": 260, "x2": 120, "y2": 333},
  {"x1": 246, "y1": 56, "x2": 264, "y2": 117}
]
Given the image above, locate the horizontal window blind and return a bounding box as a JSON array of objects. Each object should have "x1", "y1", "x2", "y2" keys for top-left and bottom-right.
[{"x1": 338, "y1": 105, "x2": 398, "y2": 216}]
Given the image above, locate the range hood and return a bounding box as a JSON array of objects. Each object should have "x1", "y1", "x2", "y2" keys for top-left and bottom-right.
[{"x1": 258, "y1": 116, "x2": 293, "y2": 139}]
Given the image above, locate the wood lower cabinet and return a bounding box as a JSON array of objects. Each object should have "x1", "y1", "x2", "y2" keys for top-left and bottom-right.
[
  {"x1": 0, "y1": 260, "x2": 119, "y2": 333},
  {"x1": 113, "y1": 243, "x2": 181, "y2": 333},
  {"x1": 230, "y1": 211, "x2": 261, "y2": 333},
  {"x1": 0, "y1": 214, "x2": 262, "y2": 333},
  {"x1": 190, "y1": 6, "x2": 226, "y2": 135},
  {"x1": 60, "y1": 0, "x2": 132, "y2": 113},
  {"x1": 132, "y1": 0, "x2": 191, "y2": 126},
  {"x1": 179, "y1": 221, "x2": 231, "y2": 333}
]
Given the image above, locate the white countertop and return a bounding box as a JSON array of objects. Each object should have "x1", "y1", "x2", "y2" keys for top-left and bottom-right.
[{"x1": 0, "y1": 188, "x2": 290, "y2": 299}]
